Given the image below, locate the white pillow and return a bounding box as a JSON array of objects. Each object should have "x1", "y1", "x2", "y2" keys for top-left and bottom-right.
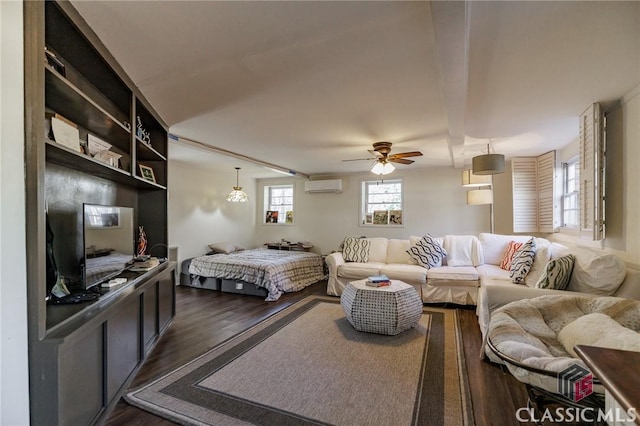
[
  {"x1": 207, "y1": 242, "x2": 241, "y2": 254},
  {"x1": 566, "y1": 247, "x2": 627, "y2": 296},
  {"x1": 558, "y1": 313, "x2": 640, "y2": 357},
  {"x1": 524, "y1": 246, "x2": 551, "y2": 287},
  {"x1": 478, "y1": 233, "x2": 533, "y2": 266}
]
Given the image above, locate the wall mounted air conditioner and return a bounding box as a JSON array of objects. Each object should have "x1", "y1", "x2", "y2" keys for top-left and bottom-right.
[{"x1": 304, "y1": 179, "x2": 343, "y2": 194}]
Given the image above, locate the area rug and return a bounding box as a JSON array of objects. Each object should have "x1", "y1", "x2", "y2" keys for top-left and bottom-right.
[{"x1": 126, "y1": 295, "x2": 474, "y2": 425}]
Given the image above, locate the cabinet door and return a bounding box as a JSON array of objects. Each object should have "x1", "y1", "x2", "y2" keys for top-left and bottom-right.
[
  {"x1": 58, "y1": 325, "x2": 103, "y2": 426},
  {"x1": 106, "y1": 297, "x2": 140, "y2": 401},
  {"x1": 158, "y1": 271, "x2": 175, "y2": 333},
  {"x1": 142, "y1": 284, "x2": 158, "y2": 354}
]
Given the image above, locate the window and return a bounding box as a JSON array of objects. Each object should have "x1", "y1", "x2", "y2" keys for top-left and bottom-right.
[
  {"x1": 361, "y1": 179, "x2": 403, "y2": 226},
  {"x1": 562, "y1": 157, "x2": 580, "y2": 228},
  {"x1": 264, "y1": 184, "x2": 293, "y2": 224}
]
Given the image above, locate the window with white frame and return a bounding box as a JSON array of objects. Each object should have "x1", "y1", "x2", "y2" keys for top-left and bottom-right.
[
  {"x1": 361, "y1": 179, "x2": 403, "y2": 226},
  {"x1": 263, "y1": 184, "x2": 294, "y2": 224},
  {"x1": 562, "y1": 157, "x2": 580, "y2": 228}
]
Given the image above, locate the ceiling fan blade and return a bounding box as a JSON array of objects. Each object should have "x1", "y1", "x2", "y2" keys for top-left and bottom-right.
[
  {"x1": 342, "y1": 157, "x2": 377, "y2": 162},
  {"x1": 390, "y1": 151, "x2": 423, "y2": 159},
  {"x1": 368, "y1": 149, "x2": 383, "y2": 157},
  {"x1": 389, "y1": 158, "x2": 414, "y2": 165}
]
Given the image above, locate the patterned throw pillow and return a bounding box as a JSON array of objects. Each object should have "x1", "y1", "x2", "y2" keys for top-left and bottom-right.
[
  {"x1": 536, "y1": 255, "x2": 576, "y2": 290},
  {"x1": 510, "y1": 238, "x2": 537, "y2": 284},
  {"x1": 406, "y1": 234, "x2": 447, "y2": 269},
  {"x1": 342, "y1": 237, "x2": 371, "y2": 262},
  {"x1": 500, "y1": 241, "x2": 523, "y2": 270}
]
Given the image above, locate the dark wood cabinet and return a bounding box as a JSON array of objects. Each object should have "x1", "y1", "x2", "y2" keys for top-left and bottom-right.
[{"x1": 24, "y1": 1, "x2": 175, "y2": 424}]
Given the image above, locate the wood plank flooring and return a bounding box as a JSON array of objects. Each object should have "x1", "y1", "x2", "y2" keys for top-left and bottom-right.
[{"x1": 105, "y1": 282, "x2": 534, "y2": 425}]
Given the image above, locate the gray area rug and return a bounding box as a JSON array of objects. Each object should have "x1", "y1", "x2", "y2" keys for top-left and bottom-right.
[{"x1": 126, "y1": 296, "x2": 474, "y2": 425}]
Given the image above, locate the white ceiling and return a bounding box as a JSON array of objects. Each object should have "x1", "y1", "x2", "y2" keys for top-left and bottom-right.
[{"x1": 71, "y1": 1, "x2": 640, "y2": 178}]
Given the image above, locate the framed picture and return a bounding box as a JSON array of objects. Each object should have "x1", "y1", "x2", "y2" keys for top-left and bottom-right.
[
  {"x1": 139, "y1": 164, "x2": 156, "y2": 183},
  {"x1": 373, "y1": 210, "x2": 388, "y2": 225},
  {"x1": 285, "y1": 211, "x2": 294, "y2": 224},
  {"x1": 265, "y1": 210, "x2": 279, "y2": 223},
  {"x1": 389, "y1": 210, "x2": 403, "y2": 225},
  {"x1": 364, "y1": 213, "x2": 373, "y2": 225}
]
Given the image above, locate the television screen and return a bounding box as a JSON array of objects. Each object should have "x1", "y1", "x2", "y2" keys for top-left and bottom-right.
[{"x1": 83, "y1": 204, "x2": 134, "y2": 289}]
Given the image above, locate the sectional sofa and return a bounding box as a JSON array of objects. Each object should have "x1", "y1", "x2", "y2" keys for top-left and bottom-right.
[{"x1": 325, "y1": 233, "x2": 640, "y2": 339}]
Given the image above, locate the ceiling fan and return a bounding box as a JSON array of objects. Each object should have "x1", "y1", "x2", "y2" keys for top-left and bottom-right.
[{"x1": 342, "y1": 142, "x2": 423, "y2": 175}]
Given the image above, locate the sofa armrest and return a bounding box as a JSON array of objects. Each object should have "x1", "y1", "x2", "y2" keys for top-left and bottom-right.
[{"x1": 325, "y1": 251, "x2": 345, "y2": 278}]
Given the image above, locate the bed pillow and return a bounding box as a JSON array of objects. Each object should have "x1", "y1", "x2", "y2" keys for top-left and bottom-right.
[
  {"x1": 407, "y1": 234, "x2": 447, "y2": 269},
  {"x1": 535, "y1": 254, "x2": 575, "y2": 290},
  {"x1": 207, "y1": 242, "x2": 241, "y2": 254},
  {"x1": 342, "y1": 237, "x2": 371, "y2": 263},
  {"x1": 500, "y1": 241, "x2": 523, "y2": 270},
  {"x1": 509, "y1": 238, "x2": 536, "y2": 284}
]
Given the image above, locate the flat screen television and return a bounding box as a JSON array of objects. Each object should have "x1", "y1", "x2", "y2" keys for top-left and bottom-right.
[{"x1": 82, "y1": 204, "x2": 135, "y2": 289}]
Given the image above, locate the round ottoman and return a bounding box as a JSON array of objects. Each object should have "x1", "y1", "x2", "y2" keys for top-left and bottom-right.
[{"x1": 340, "y1": 280, "x2": 423, "y2": 335}]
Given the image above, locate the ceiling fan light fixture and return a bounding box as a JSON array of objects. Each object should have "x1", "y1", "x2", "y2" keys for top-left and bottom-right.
[
  {"x1": 226, "y1": 167, "x2": 249, "y2": 203},
  {"x1": 371, "y1": 161, "x2": 395, "y2": 175}
]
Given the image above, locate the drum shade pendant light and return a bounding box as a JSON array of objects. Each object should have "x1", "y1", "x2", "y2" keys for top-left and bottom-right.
[
  {"x1": 226, "y1": 167, "x2": 249, "y2": 202},
  {"x1": 472, "y1": 143, "x2": 505, "y2": 175}
]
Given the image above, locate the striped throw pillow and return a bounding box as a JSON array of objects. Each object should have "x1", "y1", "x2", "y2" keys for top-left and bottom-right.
[
  {"x1": 342, "y1": 237, "x2": 370, "y2": 262},
  {"x1": 500, "y1": 241, "x2": 523, "y2": 270},
  {"x1": 407, "y1": 234, "x2": 447, "y2": 269},
  {"x1": 509, "y1": 238, "x2": 537, "y2": 284},
  {"x1": 536, "y1": 255, "x2": 576, "y2": 290}
]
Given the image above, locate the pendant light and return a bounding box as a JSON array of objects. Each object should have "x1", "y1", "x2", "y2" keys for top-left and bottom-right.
[
  {"x1": 226, "y1": 167, "x2": 249, "y2": 202},
  {"x1": 472, "y1": 143, "x2": 505, "y2": 175}
]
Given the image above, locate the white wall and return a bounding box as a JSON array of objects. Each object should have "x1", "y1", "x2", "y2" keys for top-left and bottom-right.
[
  {"x1": 0, "y1": 1, "x2": 30, "y2": 424},
  {"x1": 168, "y1": 161, "x2": 258, "y2": 270},
  {"x1": 254, "y1": 167, "x2": 491, "y2": 254}
]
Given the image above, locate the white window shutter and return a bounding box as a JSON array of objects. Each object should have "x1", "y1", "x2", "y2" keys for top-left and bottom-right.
[
  {"x1": 512, "y1": 157, "x2": 538, "y2": 233},
  {"x1": 537, "y1": 151, "x2": 556, "y2": 233},
  {"x1": 579, "y1": 103, "x2": 605, "y2": 240}
]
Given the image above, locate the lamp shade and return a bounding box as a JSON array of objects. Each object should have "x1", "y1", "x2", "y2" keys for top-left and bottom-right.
[
  {"x1": 466, "y1": 189, "x2": 493, "y2": 205},
  {"x1": 472, "y1": 153, "x2": 505, "y2": 175},
  {"x1": 226, "y1": 167, "x2": 249, "y2": 202},
  {"x1": 462, "y1": 169, "x2": 492, "y2": 187},
  {"x1": 371, "y1": 161, "x2": 395, "y2": 175}
]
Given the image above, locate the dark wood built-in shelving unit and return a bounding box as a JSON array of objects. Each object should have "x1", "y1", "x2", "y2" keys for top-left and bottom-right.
[{"x1": 24, "y1": 1, "x2": 175, "y2": 425}]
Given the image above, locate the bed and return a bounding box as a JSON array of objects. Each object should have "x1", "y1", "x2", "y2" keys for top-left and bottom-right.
[{"x1": 188, "y1": 248, "x2": 326, "y2": 301}]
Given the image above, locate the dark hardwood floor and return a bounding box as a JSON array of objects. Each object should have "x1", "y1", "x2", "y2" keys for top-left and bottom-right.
[{"x1": 105, "y1": 282, "x2": 534, "y2": 425}]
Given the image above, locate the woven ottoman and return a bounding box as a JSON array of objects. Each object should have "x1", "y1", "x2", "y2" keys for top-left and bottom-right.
[{"x1": 340, "y1": 280, "x2": 423, "y2": 335}]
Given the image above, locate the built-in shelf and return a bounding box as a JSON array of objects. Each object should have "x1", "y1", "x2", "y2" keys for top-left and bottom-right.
[{"x1": 136, "y1": 137, "x2": 167, "y2": 161}]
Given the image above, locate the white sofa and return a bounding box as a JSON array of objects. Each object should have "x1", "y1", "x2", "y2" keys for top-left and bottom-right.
[{"x1": 326, "y1": 233, "x2": 640, "y2": 340}]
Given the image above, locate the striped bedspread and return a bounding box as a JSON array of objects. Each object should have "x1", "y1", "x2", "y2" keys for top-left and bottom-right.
[{"x1": 188, "y1": 248, "x2": 325, "y2": 301}]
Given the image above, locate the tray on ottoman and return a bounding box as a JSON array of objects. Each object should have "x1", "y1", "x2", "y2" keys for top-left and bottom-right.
[{"x1": 340, "y1": 279, "x2": 423, "y2": 335}]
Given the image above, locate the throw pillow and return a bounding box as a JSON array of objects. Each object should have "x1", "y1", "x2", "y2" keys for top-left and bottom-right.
[
  {"x1": 406, "y1": 234, "x2": 447, "y2": 269},
  {"x1": 535, "y1": 255, "x2": 575, "y2": 290},
  {"x1": 500, "y1": 241, "x2": 523, "y2": 270},
  {"x1": 207, "y1": 242, "x2": 240, "y2": 254},
  {"x1": 509, "y1": 238, "x2": 537, "y2": 284},
  {"x1": 342, "y1": 237, "x2": 371, "y2": 262}
]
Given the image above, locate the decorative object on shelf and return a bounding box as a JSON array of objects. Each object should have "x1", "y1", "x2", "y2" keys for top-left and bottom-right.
[
  {"x1": 50, "y1": 113, "x2": 81, "y2": 152},
  {"x1": 462, "y1": 169, "x2": 493, "y2": 187},
  {"x1": 265, "y1": 210, "x2": 278, "y2": 223},
  {"x1": 226, "y1": 167, "x2": 249, "y2": 203},
  {"x1": 136, "y1": 115, "x2": 151, "y2": 145},
  {"x1": 139, "y1": 164, "x2": 156, "y2": 183},
  {"x1": 87, "y1": 134, "x2": 121, "y2": 168},
  {"x1": 44, "y1": 46, "x2": 65, "y2": 76},
  {"x1": 137, "y1": 226, "x2": 147, "y2": 257},
  {"x1": 472, "y1": 143, "x2": 505, "y2": 175}
]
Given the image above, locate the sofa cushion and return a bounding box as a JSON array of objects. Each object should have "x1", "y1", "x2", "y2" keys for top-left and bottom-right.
[
  {"x1": 343, "y1": 237, "x2": 371, "y2": 262},
  {"x1": 407, "y1": 234, "x2": 446, "y2": 268},
  {"x1": 367, "y1": 238, "x2": 390, "y2": 263},
  {"x1": 510, "y1": 238, "x2": 537, "y2": 284},
  {"x1": 338, "y1": 262, "x2": 385, "y2": 278},
  {"x1": 387, "y1": 239, "x2": 414, "y2": 264},
  {"x1": 476, "y1": 264, "x2": 511, "y2": 281},
  {"x1": 566, "y1": 247, "x2": 627, "y2": 296},
  {"x1": 536, "y1": 254, "x2": 575, "y2": 290},
  {"x1": 442, "y1": 235, "x2": 483, "y2": 266},
  {"x1": 500, "y1": 241, "x2": 522, "y2": 270},
  {"x1": 427, "y1": 266, "x2": 479, "y2": 281},
  {"x1": 558, "y1": 312, "x2": 640, "y2": 358},
  {"x1": 479, "y1": 233, "x2": 533, "y2": 265},
  {"x1": 380, "y1": 264, "x2": 427, "y2": 284},
  {"x1": 524, "y1": 246, "x2": 552, "y2": 287}
]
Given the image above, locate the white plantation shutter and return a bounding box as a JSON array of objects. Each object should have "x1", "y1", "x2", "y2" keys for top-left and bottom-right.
[
  {"x1": 512, "y1": 157, "x2": 538, "y2": 233},
  {"x1": 579, "y1": 103, "x2": 605, "y2": 240},
  {"x1": 512, "y1": 151, "x2": 557, "y2": 233}
]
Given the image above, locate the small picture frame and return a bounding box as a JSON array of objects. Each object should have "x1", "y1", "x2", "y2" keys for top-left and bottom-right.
[
  {"x1": 373, "y1": 210, "x2": 389, "y2": 225},
  {"x1": 285, "y1": 211, "x2": 294, "y2": 224},
  {"x1": 139, "y1": 164, "x2": 156, "y2": 183},
  {"x1": 389, "y1": 210, "x2": 403, "y2": 225},
  {"x1": 265, "y1": 210, "x2": 279, "y2": 223}
]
